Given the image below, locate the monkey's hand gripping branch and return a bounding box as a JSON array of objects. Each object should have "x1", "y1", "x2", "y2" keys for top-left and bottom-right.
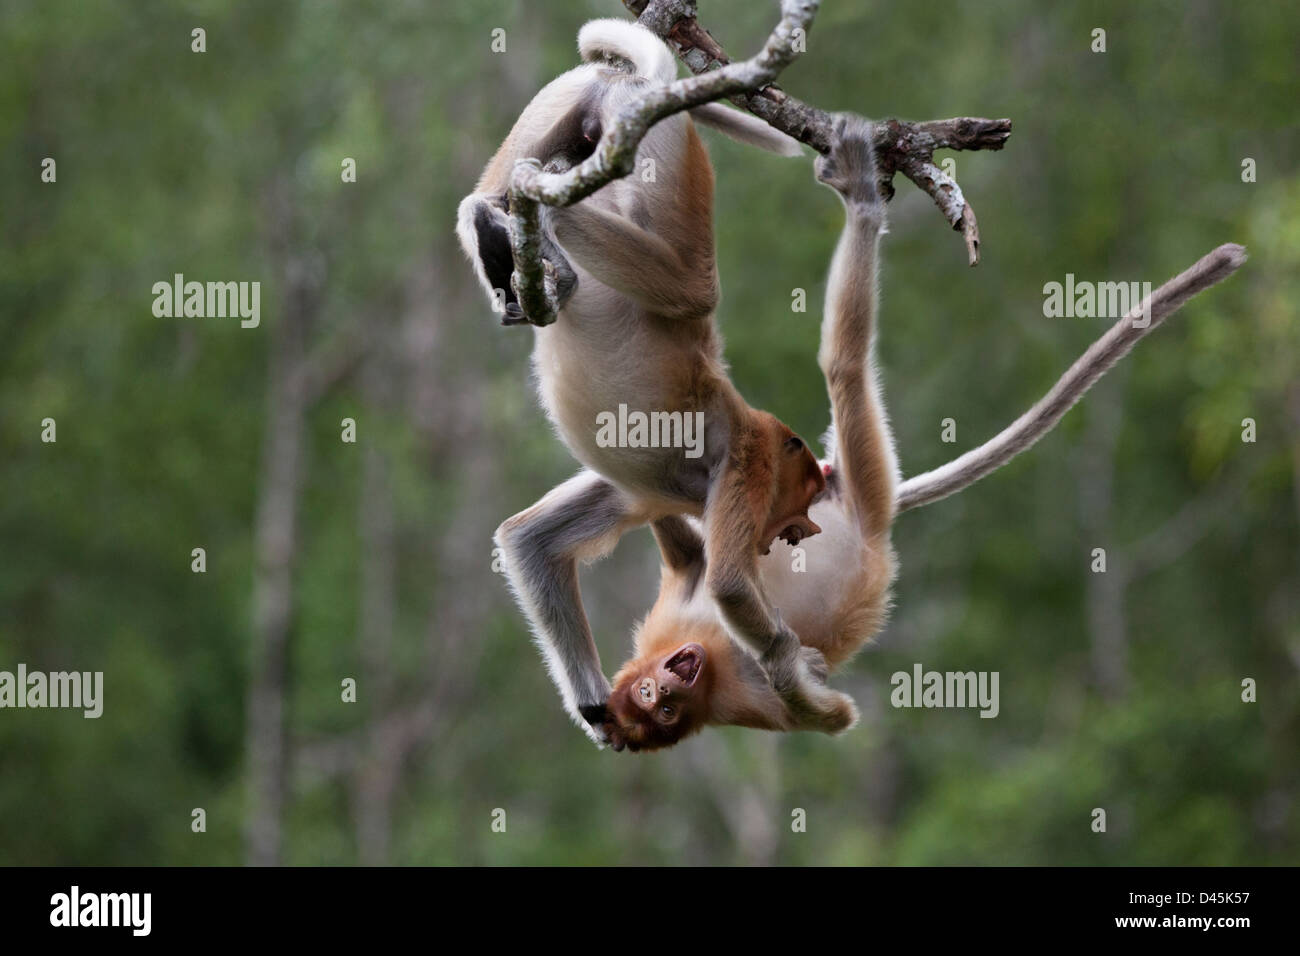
[
  {"x1": 627, "y1": 0, "x2": 1012, "y2": 266},
  {"x1": 506, "y1": 0, "x2": 820, "y2": 326}
]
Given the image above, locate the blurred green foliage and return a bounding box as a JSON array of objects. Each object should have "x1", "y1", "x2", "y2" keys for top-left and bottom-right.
[{"x1": 0, "y1": 0, "x2": 1296, "y2": 865}]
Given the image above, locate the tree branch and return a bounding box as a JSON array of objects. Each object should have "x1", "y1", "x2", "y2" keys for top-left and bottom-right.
[
  {"x1": 627, "y1": 0, "x2": 1012, "y2": 265},
  {"x1": 507, "y1": 0, "x2": 820, "y2": 324},
  {"x1": 896, "y1": 243, "x2": 1248, "y2": 512}
]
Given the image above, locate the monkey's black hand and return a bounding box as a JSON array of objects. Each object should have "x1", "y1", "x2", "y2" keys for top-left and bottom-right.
[
  {"x1": 815, "y1": 113, "x2": 882, "y2": 209},
  {"x1": 578, "y1": 701, "x2": 626, "y2": 752}
]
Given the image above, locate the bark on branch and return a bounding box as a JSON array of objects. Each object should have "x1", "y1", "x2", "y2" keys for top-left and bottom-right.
[
  {"x1": 626, "y1": 0, "x2": 1012, "y2": 265},
  {"x1": 508, "y1": 0, "x2": 820, "y2": 324},
  {"x1": 507, "y1": 2, "x2": 1243, "y2": 514}
]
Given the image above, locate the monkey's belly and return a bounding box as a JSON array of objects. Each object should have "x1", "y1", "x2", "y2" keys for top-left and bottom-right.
[
  {"x1": 532, "y1": 328, "x2": 715, "y2": 504},
  {"x1": 759, "y1": 496, "x2": 888, "y2": 664}
]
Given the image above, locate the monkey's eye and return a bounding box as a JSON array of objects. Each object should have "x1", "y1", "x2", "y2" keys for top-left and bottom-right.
[
  {"x1": 785, "y1": 436, "x2": 805, "y2": 453},
  {"x1": 660, "y1": 704, "x2": 675, "y2": 720},
  {"x1": 638, "y1": 680, "x2": 654, "y2": 703}
]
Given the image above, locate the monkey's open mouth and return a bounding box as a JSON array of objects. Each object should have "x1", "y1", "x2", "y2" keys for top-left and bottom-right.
[
  {"x1": 665, "y1": 644, "x2": 704, "y2": 686},
  {"x1": 778, "y1": 524, "x2": 807, "y2": 546},
  {"x1": 763, "y1": 515, "x2": 822, "y2": 554}
]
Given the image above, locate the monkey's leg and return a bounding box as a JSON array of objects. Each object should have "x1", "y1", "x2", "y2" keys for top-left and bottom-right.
[
  {"x1": 494, "y1": 470, "x2": 647, "y2": 747},
  {"x1": 550, "y1": 203, "x2": 719, "y2": 320},
  {"x1": 703, "y1": 466, "x2": 858, "y2": 732},
  {"x1": 816, "y1": 115, "x2": 900, "y2": 538}
]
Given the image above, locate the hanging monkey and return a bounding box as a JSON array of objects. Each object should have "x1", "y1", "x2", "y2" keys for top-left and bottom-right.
[
  {"x1": 600, "y1": 114, "x2": 897, "y2": 751},
  {"x1": 456, "y1": 19, "x2": 851, "y2": 746}
]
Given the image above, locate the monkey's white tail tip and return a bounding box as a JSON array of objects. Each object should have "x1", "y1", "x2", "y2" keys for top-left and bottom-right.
[{"x1": 578, "y1": 18, "x2": 676, "y2": 84}]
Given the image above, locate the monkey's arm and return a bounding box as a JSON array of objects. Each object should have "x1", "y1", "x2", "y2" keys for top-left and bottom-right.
[
  {"x1": 704, "y1": 466, "x2": 858, "y2": 732},
  {"x1": 550, "y1": 203, "x2": 718, "y2": 320},
  {"x1": 815, "y1": 117, "x2": 900, "y2": 539},
  {"x1": 495, "y1": 471, "x2": 647, "y2": 746}
]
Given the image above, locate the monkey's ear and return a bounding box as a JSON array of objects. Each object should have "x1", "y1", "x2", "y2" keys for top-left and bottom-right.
[
  {"x1": 690, "y1": 103, "x2": 804, "y2": 157},
  {"x1": 650, "y1": 515, "x2": 705, "y2": 572}
]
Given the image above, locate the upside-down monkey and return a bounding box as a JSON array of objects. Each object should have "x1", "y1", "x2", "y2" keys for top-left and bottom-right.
[
  {"x1": 459, "y1": 19, "x2": 1247, "y2": 753},
  {"x1": 596, "y1": 115, "x2": 1248, "y2": 752},
  {"x1": 601, "y1": 114, "x2": 898, "y2": 751},
  {"x1": 456, "y1": 19, "x2": 854, "y2": 746}
]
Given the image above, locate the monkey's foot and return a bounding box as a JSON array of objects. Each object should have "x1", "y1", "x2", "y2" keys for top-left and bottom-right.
[
  {"x1": 799, "y1": 645, "x2": 830, "y2": 685},
  {"x1": 543, "y1": 256, "x2": 577, "y2": 312},
  {"x1": 762, "y1": 640, "x2": 856, "y2": 733},
  {"x1": 577, "y1": 701, "x2": 621, "y2": 751},
  {"x1": 815, "y1": 114, "x2": 883, "y2": 209},
  {"x1": 539, "y1": 209, "x2": 578, "y2": 310},
  {"x1": 782, "y1": 665, "x2": 859, "y2": 735},
  {"x1": 501, "y1": 248, "x2": 575, "y2": 327}
]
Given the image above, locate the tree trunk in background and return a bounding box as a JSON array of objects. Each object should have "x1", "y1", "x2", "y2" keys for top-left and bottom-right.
[
  {"x1": 1077, "y1": 373, "x2": 1130, "y2": 699},
  {"x1": 245, "y1": 201, "x2": 321, "y2": 864},
  {"x1": 687, "y1": 734, "x2": 780, "y2": 865},
  {"x1": 1287, "y1": 383, "x2": 1300, "y2": 530},
  {"x1": 354, "y1": 356, "x2": 399, "y2": 866}
]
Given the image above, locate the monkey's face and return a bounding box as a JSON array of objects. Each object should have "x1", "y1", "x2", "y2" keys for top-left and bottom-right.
[
  {"x1": 761, "y1": 421, "x2": 826, "y2": 555},
  {"x1": 606, "y1": 642, "x2": 711, "y2": 752}
]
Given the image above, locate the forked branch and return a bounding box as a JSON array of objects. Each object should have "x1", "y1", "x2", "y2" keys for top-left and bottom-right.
[
  {"x1": 511, "y1": 2, "x2": 1244, "y2": 513},
  {"x1": 626, "y1": 0, "x2": 1012, "y2": 265},
  {"x1": 509, "y1": 0, "x2": 821, "y2": 324}
]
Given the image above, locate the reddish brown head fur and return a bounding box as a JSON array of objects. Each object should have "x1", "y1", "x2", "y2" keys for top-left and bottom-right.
[{"x1": 606, "y1": 640, "x2": 713, "y2": 752}]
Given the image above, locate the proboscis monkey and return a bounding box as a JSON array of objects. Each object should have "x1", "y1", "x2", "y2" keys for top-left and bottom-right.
[
  {"x1": 601, "y1": 114, "x2": 898, "y2": 751},
  {"x1": 456, "y1": 19, "x2": 850, "y2": 746}
]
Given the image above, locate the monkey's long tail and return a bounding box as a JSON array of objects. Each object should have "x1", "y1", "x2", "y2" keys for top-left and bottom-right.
[
  {"x1": 578, "y1": 18, "x2": 676, "y2": 83},
  {"x1": 895, "y1": 243, "x2": 1247, "y2": 512}
]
